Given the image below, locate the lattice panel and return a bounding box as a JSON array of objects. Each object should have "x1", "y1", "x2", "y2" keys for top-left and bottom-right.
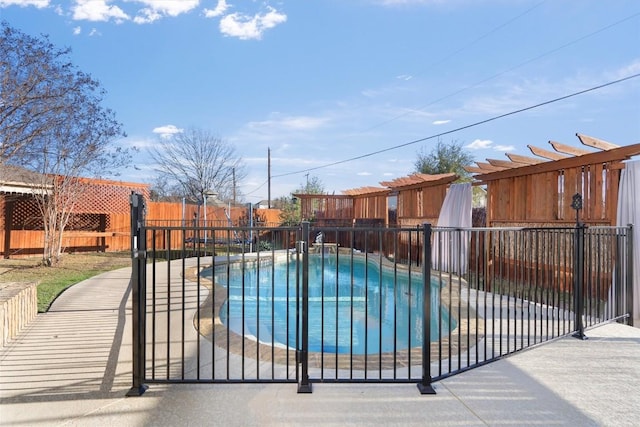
[
  {"x1": 7, "y1": 196, "x2": 113, "y2": 231},
  {"x1": 73, "y1": 180, "x2": 149, "y2": 214},
  {"x1": 11, "y1": 197, "x2": 43, "y2": 230},
  {"x1": 66, "y1": 213, "x2": 108, "y2": 231}
]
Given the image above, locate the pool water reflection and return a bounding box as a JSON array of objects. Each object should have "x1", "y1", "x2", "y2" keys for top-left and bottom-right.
[{"x1": 207, "y1": 254, "x2": 455, "y2": 355}]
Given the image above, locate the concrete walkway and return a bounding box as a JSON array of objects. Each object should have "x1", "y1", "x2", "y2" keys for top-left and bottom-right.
[{"x1": 1, "y1": 266, "x2": 639, "y2": 426}]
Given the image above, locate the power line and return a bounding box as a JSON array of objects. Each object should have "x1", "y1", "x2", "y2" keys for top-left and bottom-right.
[
  {"x1": 362, "y1": 10, "x2": 640, "y2": 133},
  {"x1": 344, "y1": 1, "x2": 548, "y2": 122},
  {"x1": 244, "y1": 9, "x2": 640, "y2": 194},
  {"x1": 411, "y1": 1, "x2": 547, "y2": 79},
  {"x1": 272, "y1": 73, "x2": 640, "y2": 179}
]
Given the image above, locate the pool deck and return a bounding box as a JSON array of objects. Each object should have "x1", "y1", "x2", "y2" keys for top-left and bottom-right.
[{"x1": 1, "y1": 265, "x2": 639, "y2": 426}]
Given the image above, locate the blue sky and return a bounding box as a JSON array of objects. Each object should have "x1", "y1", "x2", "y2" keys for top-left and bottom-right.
[{"x1": 2, "y1": 0, "x2": 639, "y2": 202}]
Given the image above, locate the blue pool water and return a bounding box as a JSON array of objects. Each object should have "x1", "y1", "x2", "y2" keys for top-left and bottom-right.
[{"x1": 209, "y1": 254, "x2": 455, "y2": 355}]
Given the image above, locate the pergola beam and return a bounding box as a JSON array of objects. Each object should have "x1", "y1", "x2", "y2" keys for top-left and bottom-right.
[
  {"x1": 475, "y1": 162, "x2": 506, "y2": 172},
  {"x1": 342, "y1": 186, "x2": 389, "y2": 196},
  {"x1": 464, "y1": 166, "x2": 486, "y2": 174},
  {"x1": 528, "y1": 144, "x2": 569, "y2": 160},
  {"x1": 473, "y1": 143, "x2": 640, "y2": 182},
  {"x1": 549, "y1": 140, "x2": 593, "y2": 156},
  {"x1": 506, "y1": 153, "x2": 546, "y2": 165},
  {"x1": 380, "y1": 173, "x2": 457, "y2": 189},
  {"x1": 577, "y1": 133, "x2": 619, "y2": 150},
  {"x1": 487, "y1": 159, "x2": 521, "y2": 169}
]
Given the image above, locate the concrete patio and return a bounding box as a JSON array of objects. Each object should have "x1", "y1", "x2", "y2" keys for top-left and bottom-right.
[{"x1": 1, "y1": 265, "x2": 639, "y2": 426}]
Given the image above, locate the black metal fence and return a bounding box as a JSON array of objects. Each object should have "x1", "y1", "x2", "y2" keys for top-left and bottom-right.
[{"x1": 127, "y1": 194, "x2": 634, "y2": 396}]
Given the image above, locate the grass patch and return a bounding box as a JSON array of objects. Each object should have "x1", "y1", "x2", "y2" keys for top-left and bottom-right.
[{"x1": 0, "y1": 252, "x2": 131, "y2": 313}]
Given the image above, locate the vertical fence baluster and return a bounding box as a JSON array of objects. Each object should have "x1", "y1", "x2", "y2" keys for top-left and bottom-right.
[
  {"x1": 298, "y1": 221, "x2": 312, "y2": 393},
  {"x1": 626, "y1": 225, "x2": 634, "y2": 326},
  {"x1": 573, "y1": 224, "x2": 587, "y2": 340},
  {"x1": 418, "y1": 223, "x2": 435, "y2": 394},
  {"x1": 127, "y1": 193, "x2": 148, "y2": 396}
]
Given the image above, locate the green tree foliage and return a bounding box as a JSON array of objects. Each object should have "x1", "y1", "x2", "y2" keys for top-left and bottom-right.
[
  {"x1": 415, "y1": 140, "x2": 474, "y2": 181},
  {"x1": 294, "y1": 175, "x2": 325, "y2": 195},
  {"x1": 276, "y1": 196, "x2": 300, "y2": 226},
  {"x1": 278, "y1": 175, "x2": 325, "y2": 225},
  {"x1": 415, "y1": 139, "x2": 487, "y2": 207}
]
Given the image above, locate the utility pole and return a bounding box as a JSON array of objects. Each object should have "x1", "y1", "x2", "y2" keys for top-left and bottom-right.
[
  {"x1": 268, "y1": 147, "x2": 271, "y2": 208},
  {"x1": 232, "y1": 168, "x2": 236, "y2": 205}
]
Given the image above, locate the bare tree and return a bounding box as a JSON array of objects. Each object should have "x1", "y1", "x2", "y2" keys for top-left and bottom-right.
[
  {"x1": 148, "y1": 175, "x2": 184, "y2": 202},
  {"x1": 150, "y1": 128, "x2": 246, "y2": 205},
  {"x1": 1, "y1": 23, "x2": 129, "y2": 265}
]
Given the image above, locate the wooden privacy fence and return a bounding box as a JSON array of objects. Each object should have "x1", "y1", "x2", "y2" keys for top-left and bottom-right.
[
  {"x1": 467, "y1": 135, "x2": 640, "y2": 226},
  {"x1": 466, "y1": 226, "x2": 625, "y2": 299},
  {"x1": 1, "y1": 192, "x2": 282, "y2": 258}
]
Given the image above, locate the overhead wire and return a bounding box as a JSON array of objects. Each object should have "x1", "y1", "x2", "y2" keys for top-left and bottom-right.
[
  {"x1": 244, "y1": 8, "x2": 640, "y2": 194},
  {"x1": 405, "y1": 1, "x2": 547, "y2": 81},
  {"x1": 243, "y1": 3, "x2": 549, "y2": 196},
  {"x1": 362, "y1": 10, "x2": 640, "y2": 133},
  {"x1": 271, "y1": 73, "x2": 640, "y2": 179}
]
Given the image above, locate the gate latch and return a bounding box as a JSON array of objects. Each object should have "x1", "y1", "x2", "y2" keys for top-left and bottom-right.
[{"x1": 133, "y1": 249, "x2": 146, "y2": 259}]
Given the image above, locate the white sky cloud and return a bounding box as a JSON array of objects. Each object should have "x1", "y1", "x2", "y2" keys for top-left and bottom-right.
[
  {"x1": 72, "y1": 0, "x2": 129, "y2": 22},
  {"x1": 610, "y1": 59, "x2": 640, "y2": 80},
  {"x1": 4, "y1": 0, "x2": 285, "y2": 38},
  {"x1": 465, "y1": 139, "x2": 515, "y2": 152},
  {"x1": 357, "y1": 172, "x2": 372, "y2": 176},
  {"x1": 133, "y1": 9, "x2": 160, "y2": 24},
  {"x1": 88, "y1": 28, "x2": 101, "y2": 36},
  {"x1": 432, "y1": 119, "x2": 450, "y2": 125},
  {"x1": 248, "y1": 115, "x2": 328, "y2": 131},
  {"x1": 376, "y1": 0, "x2": 450, "y2": 6},
  {"x1": 466, "y1": 139, "x2": 493, "y2": 150},
  {"x1": 0, "y1": 0, "x2": 49, "y2": 7},
  {"x1": 136, "y1": 0, "x2": 199, "y2": 16},
  {"x1": 152, "y1": 124, "x2": 184, "y2": 138},
  {"x1": 204, "y1": 0, "x2": 228, "y2": 18},
  {"x1": 73, "y1": 26, "x2": 81, "y2": 35},
  {"x1": 69, "y1": 0, "x2": 200, "y2": 24},
  {"x1": 220, "y1": 6, "x2": 286, "y2": 40},
  {"x1": 133, "y1": 0, "x2": 199, "y2": 24}
]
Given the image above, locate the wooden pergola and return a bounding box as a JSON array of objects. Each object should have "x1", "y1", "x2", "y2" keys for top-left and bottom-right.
[
  {"x1": 466, "y1": 133, "x2": 640, "y2": 226},
  {"x1": 380, "y1": 173, "x2": 458, "y2": 227},
  {"x1": 294, "y1": 172, "x2": 458, "y2": 227},
  {"x1": 294, "y1": 186, "x2": 390, "y2": 226}
]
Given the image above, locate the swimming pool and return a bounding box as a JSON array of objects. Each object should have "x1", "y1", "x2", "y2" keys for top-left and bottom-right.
[{"x1": 209, "y1": 254, "x2": 455, "y2": 355}]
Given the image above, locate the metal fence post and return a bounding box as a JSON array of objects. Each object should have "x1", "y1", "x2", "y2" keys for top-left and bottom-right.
[
  {"x1": 572, "y1": 223, "x2": 587, "y2": 340},
  {"x1": 297, "y1": 221, "x2": 312, "y2": 393},
  {"x1": 626, "y1": 224, "x2": 634, "y2": 326},
  {"x1": 127, "y1": 193, "x2": 148, "y2": 396},
  {"x1": 418, "y1": 223, "x2": 436, "y2": 394}
]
